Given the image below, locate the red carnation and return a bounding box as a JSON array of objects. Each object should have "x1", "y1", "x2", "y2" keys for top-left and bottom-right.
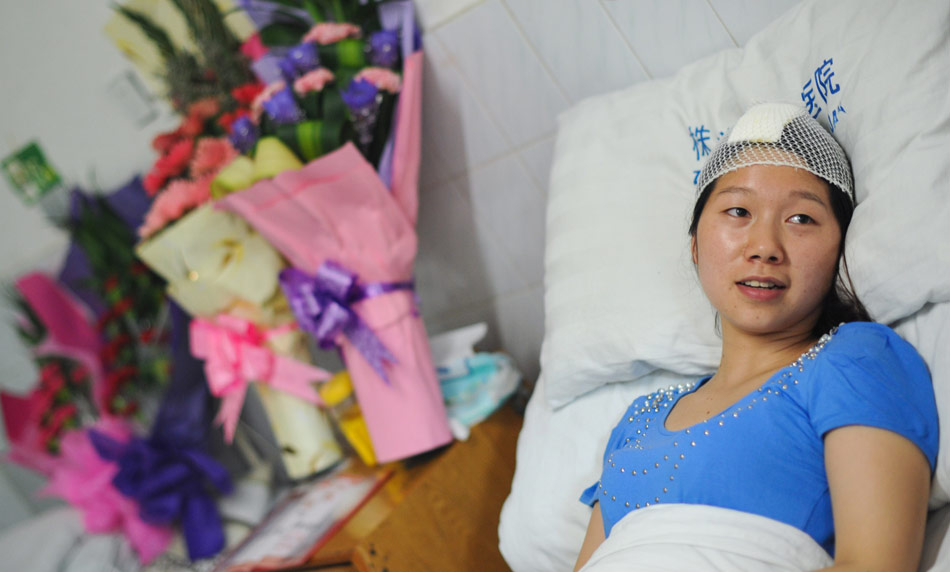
[
  {"x1": 69, "y1": 365, "x2": 88, "y2": 385},
  {"x1": 152, "y1": 131, "x2": 182, "y2": 154},
  {"x1": 217, "y1": 109, "x2": 250, "y2": 132},
  {"x1": 153, "y1": 139, "x2": 195, "y2": 179},
  {"x1": 47, "y1": 404, "x2": 77, "y2": 433},
  {"x1": 40, "y1": 362, "x2": 61, "y2": 382},
  {"x1": 232, "y1": 82, "x2": 265, "y2": 106},
  {"x1": 143, "y1": 171, "x2": 168, "y2": 196}
]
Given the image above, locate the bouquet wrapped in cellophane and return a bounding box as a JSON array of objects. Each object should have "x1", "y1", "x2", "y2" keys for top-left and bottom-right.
[
  {"x1": 215, "y1": 0, "x2": 452, "y2": 463},
  {"x1": 1, "y1": 180, "x2": 235, "y2": 564},
  {"x1": 114, "y1": 0, "x2": 345, "y2": 481}
]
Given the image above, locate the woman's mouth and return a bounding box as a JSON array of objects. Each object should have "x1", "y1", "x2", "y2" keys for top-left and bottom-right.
[
  {"x1": 737, "y1": 280, "x2": 785, "y2": 290},
  {"x1": 736, "y1": 279, "x2": 786, "y2": 301}
]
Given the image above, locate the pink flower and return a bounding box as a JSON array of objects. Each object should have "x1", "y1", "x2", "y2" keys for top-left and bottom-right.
[
  {"x1": 302, "y1": 22, "x2": 361, "y2": 45},
  {"x1": 187, "y1": 97, "x2": 221, "y2": 122},
  {"x1": 138, "y1": 176, "x2": 213, "y2": 239},
  {"x1": 250, "y1": 80, "x2": 286, "y2": 123},
  {"x1": 190, "y1": 137, "x2": 238, "y2": 178},
  {"x1": 293, "y1": 68, "x2": 336, "y2": 95},
  {"x1": 356, "y1": 67, "x2": 402, "y2": 93},
  {"x1": 241, "y1": 33, "x2": 268, "y2": 61}
]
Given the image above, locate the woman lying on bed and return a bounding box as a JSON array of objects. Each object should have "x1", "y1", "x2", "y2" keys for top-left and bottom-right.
[{"x1": 573, "y1": 103, "x2": 938, "y2": 572}]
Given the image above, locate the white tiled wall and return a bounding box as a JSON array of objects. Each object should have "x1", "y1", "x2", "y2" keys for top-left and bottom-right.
[{"x1": 413, "y1": 0, "x2": 800, "y2": 382}]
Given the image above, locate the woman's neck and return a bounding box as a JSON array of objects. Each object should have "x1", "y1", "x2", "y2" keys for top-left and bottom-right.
[{"x1": 712, "y1": 324, "x2": 818, "y2": 391}]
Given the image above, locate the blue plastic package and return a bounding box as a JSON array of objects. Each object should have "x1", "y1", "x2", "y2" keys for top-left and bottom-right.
[{"x1": 429, "y1": 323, "x2": 521, "y2": 439}]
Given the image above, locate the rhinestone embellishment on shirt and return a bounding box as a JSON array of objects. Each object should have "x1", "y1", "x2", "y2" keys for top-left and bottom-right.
[{"x1": 595, "y1": 326, "x2": 839, "y2": 512}]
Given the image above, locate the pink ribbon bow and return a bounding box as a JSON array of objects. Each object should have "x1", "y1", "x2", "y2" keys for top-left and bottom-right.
[{"x1": 189, "y1": 315, "x2": 329, "y2": 442}]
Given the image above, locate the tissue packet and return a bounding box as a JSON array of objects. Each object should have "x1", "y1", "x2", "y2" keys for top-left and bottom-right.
[{"x1": 430, "y1": 323, "x2": 521, "y2": 439}]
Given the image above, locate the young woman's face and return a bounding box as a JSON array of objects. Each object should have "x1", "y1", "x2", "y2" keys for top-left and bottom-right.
[{"x1": 691, "y1": 164, "x2": 841, "y2": 339}]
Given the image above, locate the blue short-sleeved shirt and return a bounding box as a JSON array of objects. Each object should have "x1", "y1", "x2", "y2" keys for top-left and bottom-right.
[{"x1": 580, "y1": 322, "x2": 938, "y2": 555}]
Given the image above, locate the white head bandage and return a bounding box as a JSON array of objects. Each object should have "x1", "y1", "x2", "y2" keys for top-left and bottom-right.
[{"x1": 696, "y1": 103, "x2": 854, "y2": 202}]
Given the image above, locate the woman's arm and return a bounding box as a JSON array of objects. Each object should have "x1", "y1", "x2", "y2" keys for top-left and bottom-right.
[
  {"x1": 818, "y1": 425, "x2": 931, "y2": 572},
  {"x1": 574, "y1": 502, "x2": 606, "y2": 571}
]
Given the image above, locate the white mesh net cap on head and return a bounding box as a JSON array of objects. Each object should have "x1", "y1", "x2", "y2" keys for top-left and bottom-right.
[{"x1": 696, "y1": 103, "x2": 854, "y2": 202}]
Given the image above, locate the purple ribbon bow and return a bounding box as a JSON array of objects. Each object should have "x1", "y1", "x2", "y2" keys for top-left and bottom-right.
[
  {"x1": 89, "y1": 430, "x2": 233, "y2": 561},
  {"x1": 279, "y1": 261, "x2": 413, "y2": 384}
]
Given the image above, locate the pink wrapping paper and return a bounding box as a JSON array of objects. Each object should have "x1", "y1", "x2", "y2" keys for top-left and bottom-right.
[
  {"x1": 390, "y1": 51, "x2": 424, "y2": 227},
  {"x1": 16, "y1": 273, "x2": 107, "y2": 411},
  {"x1": 0, "y1": 391, "x2": 57, "y2": 475},
  {"x1": 217, "y1": 51, "x2": 452, "y2": 462}
]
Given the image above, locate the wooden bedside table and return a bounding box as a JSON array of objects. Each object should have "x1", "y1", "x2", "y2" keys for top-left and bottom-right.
[{"x1": 304, "y1": 404, "x2": 523, "y2": 571}]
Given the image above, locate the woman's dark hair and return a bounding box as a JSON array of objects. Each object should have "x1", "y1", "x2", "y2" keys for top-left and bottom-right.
[{"x1": 688, "y1": 177, "x2": 871, "y2": 339}]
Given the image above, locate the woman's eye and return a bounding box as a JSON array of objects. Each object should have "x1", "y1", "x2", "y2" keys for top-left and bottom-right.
[
  {"x1": 788, "y1": 214, "x2": 815, "y2": 224},
  {"x1": 725, "y1": 207, "x2": 749, "y2": 217}
]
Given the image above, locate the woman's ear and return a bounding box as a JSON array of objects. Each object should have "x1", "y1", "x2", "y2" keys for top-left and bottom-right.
[{"x1": 690, "y1": 235, "x2": 698, "y2": 265}]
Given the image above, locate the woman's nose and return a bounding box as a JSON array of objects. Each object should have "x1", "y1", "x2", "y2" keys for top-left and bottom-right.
[{"x1": 745, "y1": 222, "x2": 784, "y2": 263}]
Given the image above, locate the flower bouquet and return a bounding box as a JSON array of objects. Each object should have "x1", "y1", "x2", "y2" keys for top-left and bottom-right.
[
  {"x1": 1, "y1": 184, "x2": 234, "y2": 563},
  {"x1": 215, "y1": 0, "x2": 452, "y2": 464},
  {"x1": 217, "y1": 0, "x2": 414, "y2": 174},
  {"x1": 117, "y1": 0, "x2": 345, "y2": 481}
]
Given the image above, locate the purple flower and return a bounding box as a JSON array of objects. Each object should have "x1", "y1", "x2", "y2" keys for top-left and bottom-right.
[
  {"x1": 341, "y1": 78, "x2": 379, "y2": 114},
  {"x1": 277, "y1": 43, "x2": 320, "y2": 83},
  {"x1": 287, "y1": 42, "x2": 320, "y2": 75},
  {"x1": 369, "y1": 30, "x2": 400, "y2": 68},
  {"x1": 341, "y1": 79, "x2": 381, "y2": 152},
  {"x1": 277, "y1": 57, "x2": 299, "y2": 83},
  {"x1": 228, "y1": 117, "x2": 259, "y2": 153},
  {"x1": 262, "y1": 87, "x2": 305, "y2": 125}
]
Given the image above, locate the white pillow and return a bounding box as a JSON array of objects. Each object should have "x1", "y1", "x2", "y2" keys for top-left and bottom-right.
[
  {"x1": 541, "y1": 0, "x2": 950, "y2": 409},
  {"x1": 893, "y1": 302, "x2": 950, "y2": 507}
]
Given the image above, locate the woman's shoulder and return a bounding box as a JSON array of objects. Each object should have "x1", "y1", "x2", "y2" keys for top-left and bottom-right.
[
  {"x1": 831, "y1": 320, "x2": 899, "y2": 342},
  {"x1": 804, "y1": 325, "x2": 938, "y2": 469},
  {"x1": 810, "y1": 321, "x2": 931, "y2": 395},
  {"x1": 823, "y1": 321, "x2": 920, "y2": 362}
]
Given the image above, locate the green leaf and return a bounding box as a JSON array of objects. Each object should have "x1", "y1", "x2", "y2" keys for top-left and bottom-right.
[
  {"x1": 263, "y1": 0, "x2": 307, "y2": 8},
  {"x1": 113, "y1": 3, "x2": 180, "y2": 63},
  {"x1": 262, "y1": 5, "x2": 315, "y2": 27},
  {"x1": 301, "y1": 0, "x2": 324, "y2": 23},
  {"x1": 259, "y1": 21, "x2": 310, "y2": 46}
]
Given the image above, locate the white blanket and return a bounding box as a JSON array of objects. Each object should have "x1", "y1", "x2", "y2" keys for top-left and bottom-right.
[{"x1": 579, "y1": 504, "x2": 833, "y2": 572}]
